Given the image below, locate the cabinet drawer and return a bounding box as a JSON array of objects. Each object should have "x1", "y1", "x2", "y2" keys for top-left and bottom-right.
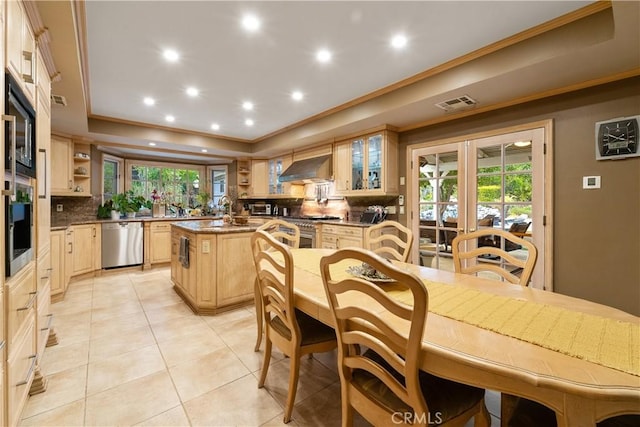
[
  {"x1": 322, "y1": 225, "x2": 338, "y2": 234},
  {"x1": 6, "y1": 263, "x2": 37, "y2": 349},
  {"x1": 7, "y1": 316, "x2": 36, "y2": 427},
  {"x1": 334, "y1": 226, "x2": 363, "y2": 237},
  {"x1": 151, "y1": 222, "x2": 172, "y2": 231},
  {"x1": 37, "y1": 282, "x2": 52, "y2": 361}
]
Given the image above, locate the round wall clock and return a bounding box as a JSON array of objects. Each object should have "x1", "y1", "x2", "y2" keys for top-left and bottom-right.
[{"x1": 595, "y1": 115, "x2": 640, "y2": 160}]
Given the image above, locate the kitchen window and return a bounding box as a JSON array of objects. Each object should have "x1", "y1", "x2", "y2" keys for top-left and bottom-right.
[
  {"x1": 125, "y1": 160, "x2": 205, "y2": 207},
  {"x1": 102, "y1": 154, "x2": 124, "y2": 202}
]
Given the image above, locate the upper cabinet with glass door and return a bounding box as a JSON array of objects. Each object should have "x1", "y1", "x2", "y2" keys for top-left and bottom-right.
[
  {"x1": 268, "y1": 154, "x2": 294, "y2": 197},
  {"x1": 333, "y1": 128, "x2": 398, "y2": 196}
]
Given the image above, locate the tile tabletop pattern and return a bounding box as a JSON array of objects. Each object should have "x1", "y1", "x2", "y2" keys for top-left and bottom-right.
[{"x1": 20, "y1": 268, "x2": 501, "y2": 426}]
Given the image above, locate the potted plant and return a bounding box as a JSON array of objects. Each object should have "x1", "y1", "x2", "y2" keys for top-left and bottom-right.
[{"x1": 110, "y1": 192, "x2": 129, "y2": 219}]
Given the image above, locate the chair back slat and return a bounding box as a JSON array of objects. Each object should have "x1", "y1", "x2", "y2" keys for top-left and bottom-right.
[
  {"x1": 364, "y1": 220, "x2": 414, "y2": 262},
  {"x1": 452, "y1": 228, "x2": 537, "y2": 286},
  {"x1": 258, "y1": 219, "x2": 300, "y2": 248}
]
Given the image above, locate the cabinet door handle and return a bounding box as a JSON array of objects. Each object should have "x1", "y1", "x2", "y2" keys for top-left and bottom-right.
[
  {"x1": 38, "y1": 148, "x2": 48, "y2": 199},
  {"x1": 18, "y1": 291, "x2": 38, "y2": 311},
  {"x1": 0, "y1": 340, "x2": 5, "y2": 352},
  {"x1": 68, "y1": 179, "x2": 73, "y2": 190},
  {"x1": 68, "y1": 241, "x2": 73, "y2": 254},
  {"x1": 16, "y1": 355, "x2": 37, "y2": 386},
  {"x1": 41, "y1": 313, "x2": 54, "y2": 331}
]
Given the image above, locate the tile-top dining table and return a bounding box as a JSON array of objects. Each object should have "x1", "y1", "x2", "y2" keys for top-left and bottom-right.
[{"x1": 287, "y1": 248, "x2": 640, "y2": 426}]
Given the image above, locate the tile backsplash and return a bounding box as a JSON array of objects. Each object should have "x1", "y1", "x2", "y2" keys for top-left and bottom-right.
[{"x1": 51, "y1": 196, "x2": 102, "y2": 226}]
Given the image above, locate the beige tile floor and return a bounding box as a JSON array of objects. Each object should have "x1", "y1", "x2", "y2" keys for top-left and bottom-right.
[{"x1": 20, "y1": 267, "x2": 502, "y2": 426}]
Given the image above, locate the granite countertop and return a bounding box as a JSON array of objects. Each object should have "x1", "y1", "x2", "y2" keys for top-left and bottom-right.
[
  {"x1": 171, "y1": 219, "x2": 261, "y2": 234},
  {"x1": 50, "y1": 215, "x2": 224, "y2": 230}
]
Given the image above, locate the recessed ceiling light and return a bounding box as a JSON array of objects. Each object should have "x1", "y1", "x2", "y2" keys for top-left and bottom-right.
[
  {"x1": 148, "y1": 142, "x2": 156, "y2": 146},
  {"x1": 291, "y1": 91, "x2": 304, "y2": 101},
  {"x1": 186, "y1": 87, "x2": 199, "y2": 97},
  {"x1": 162, "y1": 49, "x2": 179, "y2": 62},
  {"x1": 143, "y1": 97, "x2": 155, "y2": 106},
  {"x1": 242, "y1": 101, "x2": 254, "y2": 111},
  {"x1": 201, "y1": 149, "x2": 208, "y2": 153},
  {"x1": 211, "y1": 123, "x2": 220, "y2": 131},
  {"x1": 165, "y1": 115, "x2": 175, "y2": 123},
  {"x1": 242, "y1": 14, "x2": 261, "y2": 32},
  {"x1": 316, "y1": 49, "x2": 332, "y2": 63},
  {"x1": 391, "y1": 34, "x2": 408, "y2": 49},
  {"x1": 245, "y1": 119, "x2": 254, "y2": 126}
]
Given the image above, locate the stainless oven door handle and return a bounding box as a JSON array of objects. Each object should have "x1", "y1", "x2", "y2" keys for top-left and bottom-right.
[{"x1": 2, "y1": 114, "x2": 17, "y2": 200}]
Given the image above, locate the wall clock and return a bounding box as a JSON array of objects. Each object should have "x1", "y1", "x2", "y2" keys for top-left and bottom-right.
[{"x1": 595, "y1": 115, "x2": 640, "y2": 160}]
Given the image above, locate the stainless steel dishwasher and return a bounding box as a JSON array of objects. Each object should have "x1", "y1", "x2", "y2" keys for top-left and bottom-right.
[{"x1": 101, "y1": 222, "x2": 144, "y2": 269}]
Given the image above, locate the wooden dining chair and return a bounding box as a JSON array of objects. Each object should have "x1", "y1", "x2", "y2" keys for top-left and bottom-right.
[
  {"x1": 364, "y1": 220, "x2": 414, "y2": 262},
  {"x1": 451, "y1": 229, "x2": 541, "y2": 425},
  {"x1": 320, "y1": 247, "x2": 490, "y2": 427},
  {"x1": 254, "y1": 219, "x2": 300, "y2": 351},
  {"x1": 451, "y1": 228, "x2": 537, "y2": 286},
  {"x1": 251, "y1": 230, "x2": 337, "y2": 423}
]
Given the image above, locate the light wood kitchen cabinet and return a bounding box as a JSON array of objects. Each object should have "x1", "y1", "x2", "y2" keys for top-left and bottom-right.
[
  {"x1": 51, "y1": 135, "x2": 74, "y2": 195},
  {"x1": 251, "y1": 159, "x2": 269, "y2": 197},
  {"x1": 149, "y1": 222, "x2": 172, "y2": 264},
  {"x1": 50, "y1": 230, "x2": 67, "y2": 302},
  {"x1": 68, "y1": 224, "x2": 100, "y2": 277},
  {"x1": 333, "y1": 128, "x2": 398, "y2": 196},
  {"x1": 5, "y1": 261, "x2": 36, "y2": 352},
  {"x1": 6, "y1": 316, "x2": 35, "y2": 427},
  {"x1": 267, "y1": 155, "x2": 292, "y2": 195},
  {"x1": 6, "y1": 0, "x2": 36, "y2": 103},
  {"x1": 36, "y1": 56, "x2": 51, "y2": 259},
  {"x1": 214, "y1": 233, "x2": 255, "y2": 307},
  {"x1": 236, "y1": 159, "x2": 251, "y2": 198},
  {"x1": 72, "y1": 142, "x2": 91, "y2": 196},
  {"x1": 51, "y1": 137, "x2": 92, "y2": 196},
  {"x1": 170, "y1": 229, "x2": 197, "y2": 301},
  {"x1": 320, "y1": 224, "x2": 364, "y2": 249}
]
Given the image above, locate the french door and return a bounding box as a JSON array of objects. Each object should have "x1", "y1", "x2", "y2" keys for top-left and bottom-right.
[{"x1": 410, "y1": 123, "x2": 551, "y2": 290}]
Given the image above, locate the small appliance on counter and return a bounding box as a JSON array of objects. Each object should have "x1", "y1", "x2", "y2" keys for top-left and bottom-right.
[
  {"x1": 249, "y1": 203, "x2": 271, "y2": 215},
  {"x1": 360, "y1": 206, "x2": 387, "y2": 224}
]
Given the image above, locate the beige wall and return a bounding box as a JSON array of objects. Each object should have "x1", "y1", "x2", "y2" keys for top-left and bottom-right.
[{"x1": 399, "y1": 77, "x2": 640, "y2": 316}]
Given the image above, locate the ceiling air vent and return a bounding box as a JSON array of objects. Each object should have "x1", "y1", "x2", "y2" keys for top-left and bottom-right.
[
  {"x1": 435, "y1": 95, "x2": 477, "y2": 112},
  {"x1": 51, "y1": 94, "x2": 68, "y2": 106}
]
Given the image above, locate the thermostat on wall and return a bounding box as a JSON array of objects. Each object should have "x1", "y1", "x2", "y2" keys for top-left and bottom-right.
[{"x1": 583, "y1": 176, "x2": 601, "y2": 189}]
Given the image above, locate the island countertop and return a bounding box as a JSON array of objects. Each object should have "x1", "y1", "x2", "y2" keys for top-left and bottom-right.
[{"x1": 170, "y1": 219, "x2": 261, "y2": 233}]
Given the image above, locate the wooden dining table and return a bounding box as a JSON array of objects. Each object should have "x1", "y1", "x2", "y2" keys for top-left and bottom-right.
[{"x1": 288, "y1": 248, "x2": 640, "y2": 426}]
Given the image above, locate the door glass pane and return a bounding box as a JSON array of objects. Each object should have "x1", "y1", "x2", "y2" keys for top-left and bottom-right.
[
  {"x1": 367, "y1": 134, "x2": 382, "y2": 190},
  {"x1": 351, "y1": 138, "x2": 364, "y2": 190},
  {"x1": 505, "y1": 173, "x2": 532, "y2": 202},
  {"x1": 417, "y1": 150, "x2": 459, "y2": 272},
  {"x1": 477, "y1": 175, "x2": 502, "y2": 202}
]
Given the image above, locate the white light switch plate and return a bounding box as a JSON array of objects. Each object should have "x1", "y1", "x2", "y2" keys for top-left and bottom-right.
[{"x1": 583, "y1": 176, "x2": 601, "y2": 189}]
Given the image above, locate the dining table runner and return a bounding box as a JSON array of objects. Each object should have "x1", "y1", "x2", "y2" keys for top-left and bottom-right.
[{"x1": 291, "y1": 249, "x2": 640, "y2": 377}]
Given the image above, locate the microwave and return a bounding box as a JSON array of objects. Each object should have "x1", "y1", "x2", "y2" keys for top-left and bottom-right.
[
  {"x1": 249, "y1": 203, "x2": 271, "y2": 215},
  {"x1": 5, "y1": 73, "x2": 36, "y2": 179}
]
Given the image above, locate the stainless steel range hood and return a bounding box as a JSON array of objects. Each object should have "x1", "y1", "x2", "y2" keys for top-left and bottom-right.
[{"x1": 279, "y1": 155, "x2": 332, "y2": 183}]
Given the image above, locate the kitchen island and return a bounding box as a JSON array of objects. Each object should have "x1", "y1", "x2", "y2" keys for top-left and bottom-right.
[{"x1": 171, "y1": 220, "x2": 261, "y2": 315}]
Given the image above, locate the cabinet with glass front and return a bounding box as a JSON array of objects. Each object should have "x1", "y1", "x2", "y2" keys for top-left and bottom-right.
[
  {"x1": 268, "y1": 154, "x2": 293, "y2": 196},
  {"x1": 333, "y1": 128, "x2": 399, "y2": 196}
]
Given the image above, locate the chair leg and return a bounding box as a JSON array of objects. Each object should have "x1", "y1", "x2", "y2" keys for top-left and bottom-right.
[
  {"x1": 283, "y1": 353, "x2": 301, "y2": 424},
  {"x1": 254, "y1": 278, "x2": 263, "y2": 352},
  {"x1": 341, "y1": 385, "x2": 353, "y2": 427},
  {"x1": 474, "y1": 399, "x2": 491, "y2": 427},
  {"x1": 258, "y1": 337, "x2": 272, "y2": 388}
]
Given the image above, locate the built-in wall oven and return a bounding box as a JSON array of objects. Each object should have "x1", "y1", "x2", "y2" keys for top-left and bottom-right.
[{"x1": 4, "y1": 182, "x2": 33, "y2": 277}]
